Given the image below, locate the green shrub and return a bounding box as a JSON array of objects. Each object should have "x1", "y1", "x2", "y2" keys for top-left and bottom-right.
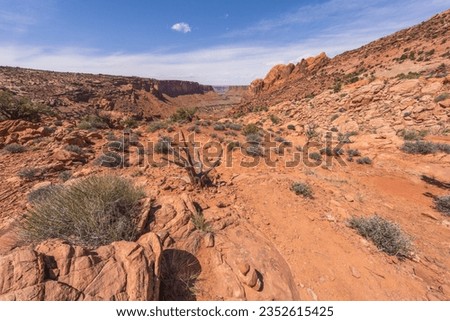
[
  {"x1": 434, "y1": 195, "x2": 450, "y2": 215},
  {"x1": 78, "y1": 114, "x2": 110, "y2": 130},
  {"x1": 154, "y1": 136, "x2": 173, "y2": 154},
  {"x1": 0, "y1": 90, "x2": 53, "y2": 122},
  {"x1": 4, "y1": 143, "x2": 26, "y2": 154},
  {"x1": 400, "y1": 129, "x2": 427, "y2": 141},
  {"x1": 357, "y1": 156, "x2": 372, "y2": 165},
  {"x1": 21, "y1": 175, "x2": 145, "y2": 247},
  {"x1": 245, "y1": 133, "x2": 262, "y2": 144},
  {"x1": 291, "y1": 182, "x2": 313, "y2": 198},
  {"x1": 121, "y1": 117, "x2": 139, "y2": 128},
  {"x1": 270, "y1": 114, "x2": 280, "y2": 124},
  {"x1": 242, "y1": 123, "x2": 260, "y2": 136},
  {"x1": 227, "y1": 141, "x2": 241, "y2": 152},
  {"x1": 348, "y1": 215, "x2": 412, "y2": 257},
  {"x1": 191, "y1": 210, "x2": 212, "y2": 233},
  {"x1": 147, "y1": 120, "x2": 167, "y2": 133},
  {"x1": 187, "y1": 125, "x2": 201, "y2": 133},
  {"x1": 170, "y1": 107, "x2": 197, "y2": 123}
]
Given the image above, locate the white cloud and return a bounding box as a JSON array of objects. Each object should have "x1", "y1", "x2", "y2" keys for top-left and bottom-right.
[{"x1": 171, "y1": 22, "x2": 191, "y2": 33}]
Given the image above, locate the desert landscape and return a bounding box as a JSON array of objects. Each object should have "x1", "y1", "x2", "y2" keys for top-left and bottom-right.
[{"x1": 0, "y1": 8, "x2": 449, "y2": 301}]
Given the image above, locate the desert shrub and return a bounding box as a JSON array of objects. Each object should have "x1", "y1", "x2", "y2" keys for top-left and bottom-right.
[
  {"x1": 270, "y1": 114, "x2": 280, "y2": 124},
  {"x1": 437, "y1": 143, "x2": 450, "y2": 154},
  {"x1": 78, "y1": 114, "x2": 110, "y2": 130},
  {"x1": 18, "y1": 167, "x2": 39, "y2": 181},
  {"x1": 166, "y1": 126, "x2": 175, "y2": 133},
  {"x1": 400, "y1": 129, "x2": 427, "y2": 141},
  {"x1": 213, "y1": 123, "x2": 226, "y2": 131},
  {"x1": 107, "y1": 140, "x2": 124, "y2": 151},
  {"x1": 401, "y1": 141, "x2": 437, "y2": 154},
  {"x1": 333, "y1": 82, "x2": 342, "y2": 93},
  {"x1": 187, "y1": 125, "x2": 201, "y2": 133},
  {"x1": 245, "y1": 133, "x2": 262, "y2": 144},
  {"x1": 148, "y1": 120, "x2": 167, "y2": 133},
  {"x1": 321, "y1": 147, "x2": 344, "y2": 156},
  {"x1": 357, "y1": 156, "x2": 372, "y2": 164},
  {"x1": 58, "y1": 170, "x2": 72, "y2": 182},
  {"x1": 0, "y1": 90, "x2": 53, "y2": 122},
  {"x1": 170, "y1": 107, "x2": 197, "y2": 123},
  {"x1": 245, "y1": 144, "x2": 263, "y2": 157},
  {"x1": 330, "y1": 127, "x2": 339, "y2": 132},
  {"x1": 4, "y1": 143, "x2": 26, "y2": 154},
  {"x1": 287, "y1": 124, "x2": 296, "y2": 130},
  {"x1": 291, "y1": 182, "x2": 313, "y2": 198},
  {"x1": 348, "y1": 215, "x2": 412, "y2": 257},
  {"x1": 242, "y1": 123, "x2": 260, "y2": 136},
  {"x1": 65, "y1": 144, "x2": 83, "y2": 154},
  {"x1": 275, "y1": 136, "x2": 292, "y2": 146},
  {"x1": 434, "y1": 92, "x2": 450, "y2": 103},
  {"x1": 95, "y1": 151, "x2": 124, "y2": 167},
  {"x1": 309, "y1": 152, "x2": 322, "y2": 161},
  {"x1": 347, "y1": 149, "x2": 361, "y2": 157},
  {"x1": 154, "y1": 136, "x2": 173, "y2": 155},
  {"x1": 28, "y1": 184, "x2": 62, "y2": 203},
  {"x1": 227, "y1": 141, "x2": 241, "y2": 152},
  {"x1": 120, "y1": 117, "x2": 139, "y2": 128},
  {"x1": 226, "y1": 123, "x2": 242, "y2": 131},
  {"x1": 305, "y1": 124, "x2": 319, "y2": 141},
  {"x1": 191, "y1": 209, "x2": 212, "y2": 233},
  {"x1": 434, "y1": 195, "x2": 450, "y2": 215},
  {"x1": 21, "y1": 175, "x2": 145, "y2": 247}
]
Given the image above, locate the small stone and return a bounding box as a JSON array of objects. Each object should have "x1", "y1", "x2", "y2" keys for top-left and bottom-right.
[
  {"x1": 307, "y1": 288, "x2": 318, "y2": 301},
  {"x1": 350, "y1": 266, "x2": 361, "y2": 278},
  {"x1": 238, "y1": 263, "x2": 250, "y2": 276}
]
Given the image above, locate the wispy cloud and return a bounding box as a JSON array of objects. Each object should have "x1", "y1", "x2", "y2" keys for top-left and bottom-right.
[
  {"x1": 171, "y1": 22, "x2": 191, "y2": 33},
  {"x1": 0, "y1": 0, "x2": 54, "y2": 33}
]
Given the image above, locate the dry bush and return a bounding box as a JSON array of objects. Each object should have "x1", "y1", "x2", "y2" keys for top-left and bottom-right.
[
  {"x1": 348, "y1": 215, "x2": 412, "y2": 258},
  {"x1": 22, "y1": 175, "x2": 145, "y2": 247}
]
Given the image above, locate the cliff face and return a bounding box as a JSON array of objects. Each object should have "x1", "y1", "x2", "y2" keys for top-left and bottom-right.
[
  {"x1": 237, "y1": 9, "x2": 450, "y2": 112},
  {"x1": 155, "y1": 80, "x2": 213, "y2": 97},
  {"x1": 0, "y1": 67, "x2": 215, "y2": 119}
]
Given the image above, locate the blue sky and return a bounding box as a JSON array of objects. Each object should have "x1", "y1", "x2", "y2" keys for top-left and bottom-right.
[{"x1": 0, "y1": 0, "x2": 449, "y2": 85}]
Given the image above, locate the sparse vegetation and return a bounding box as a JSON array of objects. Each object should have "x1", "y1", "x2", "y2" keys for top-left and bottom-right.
[
  {"x1": 434, "y1": 195, "x2": 450, "y2": 216},
  {"x1": 245, "y1": 144, "x2": 264, "y2": 157},
  {"x1": 291, "y1": 182, "x2": 313, "y2": 198},
  {"x1": 58, "y1": 170, "x2": 72, "y2": 182},
  {"x1": 21, "y1": 175, "x2": 145, "y2": 247},
  {"x1": 400, "y1": 129, "x2": 427, "y2": 141},
  {"x1": 95, "y1": 151, "x2": 124, "y2": 167},
  {"x1": 305, "y1": 124, "x2": 319, "y2": 142},
  {"x1": 226, "y1": 123, "x2": 242, "y2": 131},
  {"x1": 4, "y1": 143, "x2": 26, "y2": 154},
  {"x1": 309, "y1": 152, "x2": 322, "y2": 161},
  {"x1": 213, "y1": 123, "x2": 226, "y2": 131},
  {"x1": 65, "y1": 144, "x2": 83, "y2": 154},
  {"x1": 356, "y1": 156, "x2": 372, "y2": 165},
  {"x1": 347, "y1": 149, "x2": 361, "y2": 157},
  {"x1": 191, "y1": 209, "x2": 212, "y2": 233},
  {"x1": 348, "y1": 215, "x2": 412, "y2": 257},
  {"x1": 170, "y1": 107, "x2": 197, "y2": 123},
  {"x1": 147, "y1": 120, "x2": 167, "y2": 133},
  {"x1": 270, "y1": 114, "x2": 280, "y2": 124},
  {"x1": 0, "y1": 90, "x2": 53, "y2": 122},
  {"x1": 78, "y1": 114, "x2": 110, "y2": 130},
  {"x1": 227, "y1": 141, "x2": 241, "y2": 152},
  {"x1": 242, "y1": 123, "x2": 260, "y2": 136},
  {"x1": 18, "y1": 167, "x2": 39, "y2": 181},
  {"x1": 27, "y1": 184, "x2": 62, "y2": 203},
  {"x1": 154, "y1": 136, "x2": 173, "y2": 155},
  {"x1": 401, "y1": 141, "x2": 450, "y2": 155},
  {"x1": 245, "y1": 133, "x2": 262, "y2": 144}
]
